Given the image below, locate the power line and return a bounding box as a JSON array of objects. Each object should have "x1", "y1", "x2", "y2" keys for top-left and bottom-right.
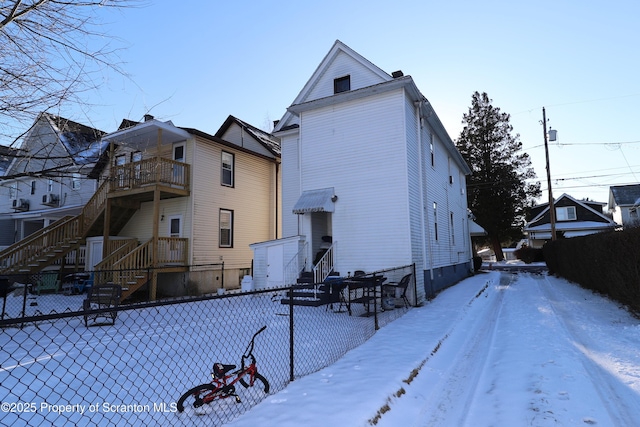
[{"x1": 523, "y1": 139, "x2": 640, "y2": 151}]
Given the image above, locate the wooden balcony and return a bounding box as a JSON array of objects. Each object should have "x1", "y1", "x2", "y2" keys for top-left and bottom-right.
[{"x1": 109, "y1": 158, "x2": 190, "y2": 202}]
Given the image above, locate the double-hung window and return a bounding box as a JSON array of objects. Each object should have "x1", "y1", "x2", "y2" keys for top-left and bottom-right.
[
  {"x1": 9, "y1": 182, "x2": 17, "y2": 200},
  {"x1": 219, "y1": 209, "x2": 233, "y2": 248},
  {"x1": 221, "y1": 152, "x2": 234, "y2": 187},
  {"x1": 72, "y1": 173, "x2": 81, "y2": 190},
  {"x1": 555, "y1": 206, "x2": 576, "y2": 221}
]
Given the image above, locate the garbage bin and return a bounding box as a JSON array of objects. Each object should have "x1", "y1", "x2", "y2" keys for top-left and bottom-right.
[
  {"x1": 382, "y1": 286, "x2": 395, "y2": 310},
  {"x1": 241, "y1": 275, "x2": 254, "y2": 292}
]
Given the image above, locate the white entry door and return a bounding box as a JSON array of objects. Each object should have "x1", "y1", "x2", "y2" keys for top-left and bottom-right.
[
  {"x1": 88, "y1": 239, "x2": 103, "y2": 270},
  {"x1": 266, "y1": 245, "x2": 284, "y2": 288}
]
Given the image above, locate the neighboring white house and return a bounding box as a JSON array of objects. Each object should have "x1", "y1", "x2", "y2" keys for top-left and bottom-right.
[
  {"x1": 608, "y1": 184, "x2": 640, "y2": 229},
  {"x1": 0, "y1": 113, "x2": 105, "y2": 248},
  {"x1": 251, "y1": 40, "x2": 472, "y2": 304},
  {"x1": 525, "y1": 193, "x2": 616, "y2": 248}
]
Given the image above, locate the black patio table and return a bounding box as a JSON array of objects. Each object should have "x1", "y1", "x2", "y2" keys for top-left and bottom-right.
[{"x1": 341, "y1": 275, "x2": 387, "y2": 316}]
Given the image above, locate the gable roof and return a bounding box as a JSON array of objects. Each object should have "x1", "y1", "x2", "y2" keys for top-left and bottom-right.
[
  {"x1": 45, "y1": 113, "x2": 106, "y2": 165},
  {"x1": 214, "y1": 115, "x2": 280, "y2": 157},
  {"x1": 274, "y1": 40, "x2": 392, "y2": 133},
  {"x1": 0, "y1": 145, "x2": 21, "y2": 175},
  {"x1": 609, "y1": 184, "x2": 640, "y2": 208},
  {"x1": 272, "y1": 40, "x2": 470, "y2": 175},
  {"x1": 525, "y1": 193, "x2": 615, "y2": 231},
  {"x1": 5, "y1": 113, "x2": 106, "y2": 177}
]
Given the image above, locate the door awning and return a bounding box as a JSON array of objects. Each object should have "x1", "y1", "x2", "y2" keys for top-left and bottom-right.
[{"x1": 292, "y1": 188, "x2": 336, "y2": 214}]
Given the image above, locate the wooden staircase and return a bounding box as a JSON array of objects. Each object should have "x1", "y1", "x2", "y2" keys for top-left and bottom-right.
[
  {"x1": 0, "y1": 215, "x2": 83, "y2": 274},
  {"x1": 0, "y1": 180, "x2": 136, "y2": 275}
]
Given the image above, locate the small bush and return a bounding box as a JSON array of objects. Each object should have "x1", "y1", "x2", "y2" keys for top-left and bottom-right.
[
  {"x1": 514, "y1": 246, "x2": 543, "y2": 264},
  {"x1": 473, "y1": 256, "x2": 482, "y2": 271}
]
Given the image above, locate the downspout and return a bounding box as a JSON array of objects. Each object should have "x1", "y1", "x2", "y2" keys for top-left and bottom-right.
[
  {"x1": 415, "y1": 100, "x2": 431, "y2": 289},
  {"x1": 275, "y1": 161, "x2": 279, "y2": 239}
]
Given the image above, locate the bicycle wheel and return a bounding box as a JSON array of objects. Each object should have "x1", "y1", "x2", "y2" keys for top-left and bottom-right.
[
  {"x1": 239, "y1": 372, "x2": 270, "y2": 393},
  {"x1": 176, "y1": 383, "x2": 219, "y2": 413}
]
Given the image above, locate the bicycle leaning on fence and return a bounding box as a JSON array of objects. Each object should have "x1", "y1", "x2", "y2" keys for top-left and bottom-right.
[{"x1": 176, "y1": 325, "x2": 270, "y2": 414}]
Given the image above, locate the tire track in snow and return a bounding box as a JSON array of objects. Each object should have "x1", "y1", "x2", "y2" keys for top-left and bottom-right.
[
  {"x1": 538, "y1": 276, "x2": 640, "y2": 425},
  {"x1": 409, "y1": 274, "x2": 515, "y2": 427}
]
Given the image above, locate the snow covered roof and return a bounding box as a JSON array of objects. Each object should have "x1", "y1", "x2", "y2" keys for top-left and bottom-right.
[
  {"x1": 46, "y1": 114, "x2": 106, "y2": 165},
  {"x1": 526, "y1": 220, "x2": 615, "y2": 232}
]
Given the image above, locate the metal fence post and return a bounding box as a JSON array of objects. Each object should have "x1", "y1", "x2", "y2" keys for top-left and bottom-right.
[{"x1": 289, "y1": 284, "x2": 295, "y2": 382}]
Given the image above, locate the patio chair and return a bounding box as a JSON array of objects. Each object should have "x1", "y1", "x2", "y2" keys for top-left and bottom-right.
[
  {"x1": 35, "y1": 272, "x2": 60, "y2": 295},
  {"x1": 383, "y1": 273, "x2": 412, "y2": 308}
]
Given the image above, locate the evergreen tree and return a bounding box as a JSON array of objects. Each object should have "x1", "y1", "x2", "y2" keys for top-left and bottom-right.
[{"x1": 456, "y1": 92, "x2": 541, "y2": 261}]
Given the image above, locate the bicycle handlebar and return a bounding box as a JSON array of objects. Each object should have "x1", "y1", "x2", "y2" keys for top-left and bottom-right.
[{"x1": 243, "y1": 326, "x2": 267, "y2": 359}]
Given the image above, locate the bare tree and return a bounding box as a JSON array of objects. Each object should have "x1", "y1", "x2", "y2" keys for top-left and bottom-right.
[{"x1": 0, "y1": 0, "x2": 137, "y2": 144}]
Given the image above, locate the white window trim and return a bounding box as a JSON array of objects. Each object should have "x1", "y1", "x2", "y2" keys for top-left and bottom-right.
[
  {"x1": 168, "y1": 215, "x2": 182, "y2": 237},
  {"x1": 556, "y1": 206, "x2": 577, "y2": 221}
]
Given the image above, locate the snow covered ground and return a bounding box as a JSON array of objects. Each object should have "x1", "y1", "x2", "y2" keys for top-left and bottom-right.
[
  {"x1": 227, "y1": 271, "x2": 640, "y2": 427},
  {"x1": 2, "y1": 271, "x2": 639, "y2": 426}
]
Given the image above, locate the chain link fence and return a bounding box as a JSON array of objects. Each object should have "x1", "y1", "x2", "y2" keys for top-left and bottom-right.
[{"x1": 0, "y1": 264, "x2": 414, "y2": 426}]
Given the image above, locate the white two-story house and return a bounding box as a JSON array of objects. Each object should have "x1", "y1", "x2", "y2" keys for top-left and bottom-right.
[
  {"x1": 251, "y1": 40, "x2": 472, "y2": 304},
  {"x1": 0, "y1": 113, "x2": 105, "y2": 249}
]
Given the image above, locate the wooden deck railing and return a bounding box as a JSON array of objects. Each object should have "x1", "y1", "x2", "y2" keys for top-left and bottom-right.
[
  {"x1": 108, "y1": 237, "x2": 188, "y2": 287},
  {"x1": 0, "y1": 158, "x2": 190, "y2": 275},
  {"x1": 112, "y1": 239, "x2": 153, "y2": 287},
  {"x1": 110, "y1": 158, "x2": 190, "y2": 192},
  {"x1": 157, "y1": 237, "x2": 189, "y2": 264},
  {"x1": 82, "y1": 179, "x2": 109, "y2": 232},
  {"x1": 93, "y1": 238, "x2": 138, "y2": 285},
  {"x1": 0, "y1": 216, "x2": 83, "y2": 274}
]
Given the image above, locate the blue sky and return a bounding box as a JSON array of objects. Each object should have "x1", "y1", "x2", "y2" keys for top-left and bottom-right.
[{"x1": 71, "y1": 0, "x2": 640, "y2": 206}]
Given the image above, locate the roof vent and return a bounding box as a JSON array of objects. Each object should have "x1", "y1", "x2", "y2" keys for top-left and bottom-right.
[
  {"x1": 144, "y1": 114, "x2": 154, "y2": 122},
  {"x1": 392, "y1": 70, "x2": 404, "y2": 78}
]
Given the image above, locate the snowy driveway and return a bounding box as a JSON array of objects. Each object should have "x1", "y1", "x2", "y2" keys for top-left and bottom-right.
[{"x1": 228, "y1": 272, "x2": 640, "y2": 427}]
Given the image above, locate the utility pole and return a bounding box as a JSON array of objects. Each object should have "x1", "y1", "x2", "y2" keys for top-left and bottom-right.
[{"x1": 542, "y1": 107, "x2": 557, "y2": 241}]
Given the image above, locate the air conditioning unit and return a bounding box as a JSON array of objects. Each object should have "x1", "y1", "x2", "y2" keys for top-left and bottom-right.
[
  {"x1": 12, "y1": 199, "x2": 29, "y2": 211},
  {"x1": 42, "y1": 193, "x2": 60, "y2": 206}
]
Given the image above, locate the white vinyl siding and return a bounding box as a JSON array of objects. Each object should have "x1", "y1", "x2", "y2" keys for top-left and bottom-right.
[
  {"x1": 281, "y1": 133, "x2": 300, "y2": 237},
  {"x1": 305, "y1": 51, "x2": 389, "y2": 101},
  {"x1": 298, "y1": 89, "x2": 411, "y2": 272}
]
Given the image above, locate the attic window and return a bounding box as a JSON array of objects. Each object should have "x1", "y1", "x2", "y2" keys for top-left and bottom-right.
[
  {"x1": 556, "y1": 206, "x2": 576, "y2": 221},
  {"x1": 334, "y1": 75, "x2": 350, "y2": 94}
]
